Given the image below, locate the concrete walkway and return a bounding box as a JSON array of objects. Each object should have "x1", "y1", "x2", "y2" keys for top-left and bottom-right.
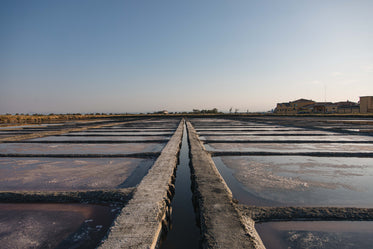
[
  {"x1": 99, "y1": 120, "x2": 184, "y2": 249},
  {"x1": 186, "y1": 121, "x2": 264, "y2": 249}
]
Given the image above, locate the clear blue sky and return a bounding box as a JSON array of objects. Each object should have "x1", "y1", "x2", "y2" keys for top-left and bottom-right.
[{"x1": 1, "y1": 0, "x2": 373, "y2": 113}]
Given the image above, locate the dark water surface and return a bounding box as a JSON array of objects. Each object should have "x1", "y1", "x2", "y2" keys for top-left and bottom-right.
[
  {"x1": 160, "y1": 125, "x2": 200, "y2": 249},
  {"x1": 256, "y1": 221, "x2": 373, "y2": 249},
  {"x1": 0, "y1": 203, "x2": 119, "y2": 249}
]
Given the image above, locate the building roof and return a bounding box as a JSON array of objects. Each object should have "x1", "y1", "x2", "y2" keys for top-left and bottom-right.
[
  {"x1": 335, "y1": 101, "x2": 358, "y2": 106},
  {"x1": 292, "y1": 98, "x2": 315, "y2": 103},
  {"x1": 277, "y1": 103, "x2": 290, "y2": 106}
]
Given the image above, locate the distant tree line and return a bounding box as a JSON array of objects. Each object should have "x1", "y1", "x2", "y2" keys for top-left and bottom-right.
[
  {"x1": 0, "y1": 113, "x2": 110, "y2": 125},
  {"x1": 192, "y1": 108, "x2": 219, "y2": 114}
]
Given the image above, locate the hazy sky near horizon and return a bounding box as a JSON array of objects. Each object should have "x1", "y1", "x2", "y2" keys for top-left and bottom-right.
[{"x1": 1, "y1": 0, "x2": 373, "y2": 113}]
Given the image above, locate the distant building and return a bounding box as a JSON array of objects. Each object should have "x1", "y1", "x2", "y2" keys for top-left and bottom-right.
[
  {"x1": 336, "y1": 101, "x2": 360, "y2": 114},
  {"x1": 360, "y1": 96, "x2": 373, "y2": 114},
  {"x1": 275, "y1": 98, "x2": 362, "y2": 114},
  {"x1": 154, "y1": 110, "x2": 169, "y2": 114},
  {"x1": 325, "y1": 103, "x2": 339, "y2": 113},
  {"x1": 298, "y1": 104, "x2": 315, "y2": 114},
  {"x1": 312, "y1": 102, "x2": 333, "y2": 113},
  {"x1": 275, "y1": 99, "x2": 315, "y2": 114}
]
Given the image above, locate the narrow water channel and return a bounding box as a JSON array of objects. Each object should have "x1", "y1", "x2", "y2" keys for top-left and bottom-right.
[{"x1": 160, "y1": 125, "x2": 200, "y2": 249}]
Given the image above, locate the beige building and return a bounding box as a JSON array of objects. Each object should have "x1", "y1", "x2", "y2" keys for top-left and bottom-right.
[
  {"x1": 360, "y1": 96, "x2": 373, "y2": 114},
  {"x1": 325, "y1": 103, "x2": 339, "y2": 113},
  {"x1": 337, "y1": 101, "x2": 360, "y2": 114},
  {"x1": 275, "y1": 98, "x2": 364, "y2": 114},
  {"x1": 275, "y1": 99, "x2": 315, "y2": 114}
]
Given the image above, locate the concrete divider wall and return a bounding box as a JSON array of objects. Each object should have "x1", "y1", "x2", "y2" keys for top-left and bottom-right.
[
  {"x1": 99, "y1": 119, "x2": 184, "y2": 249},
  {"x1": 186, "y1": 121, "x2": 264, "y2": 249},
  {"x1": 0, "y1": 189, "x2": 134, "y2": 204}
]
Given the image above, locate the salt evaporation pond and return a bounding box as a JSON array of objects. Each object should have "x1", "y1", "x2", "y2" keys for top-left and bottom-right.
[
  {"x1": 30, "y1": 135, "x2": 170, "y2": 141},
  {"x1": 0, "y1": 157, "x2": 153, "y2": 191},
  {"x1": 214, "y1": 156, "x2": 373, "y2": 207},
  {"x1": 200, "y1": 135, "x2": 373, "y2": 141},
  {"x1": 0, "y1": 203, "x2": 118, "y2": 249},
  {"x1": 0, "y1": 124, "x2": 65, "y2": 130},
  {"x1": 205, "y1": 143, "x2": 373, "y2": 153},
  {"x1": 198, "y1": 130, "x2": 337, "y2": 135},
  {"x1": 195, "y1": 125, "x2": 283, "y2": 128},
  {"x1": 196, "y1": 127, "x2": 305, "y2": 131},
  {"x1": 256, "y1": 221, "x2": 373, "y2": 249},
  {"x1": 0, "y1": 142, "x2": 165, "y2": 154},
  {"x1": 70, "y1": 131, "x2": 173, "y2": 136}
]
